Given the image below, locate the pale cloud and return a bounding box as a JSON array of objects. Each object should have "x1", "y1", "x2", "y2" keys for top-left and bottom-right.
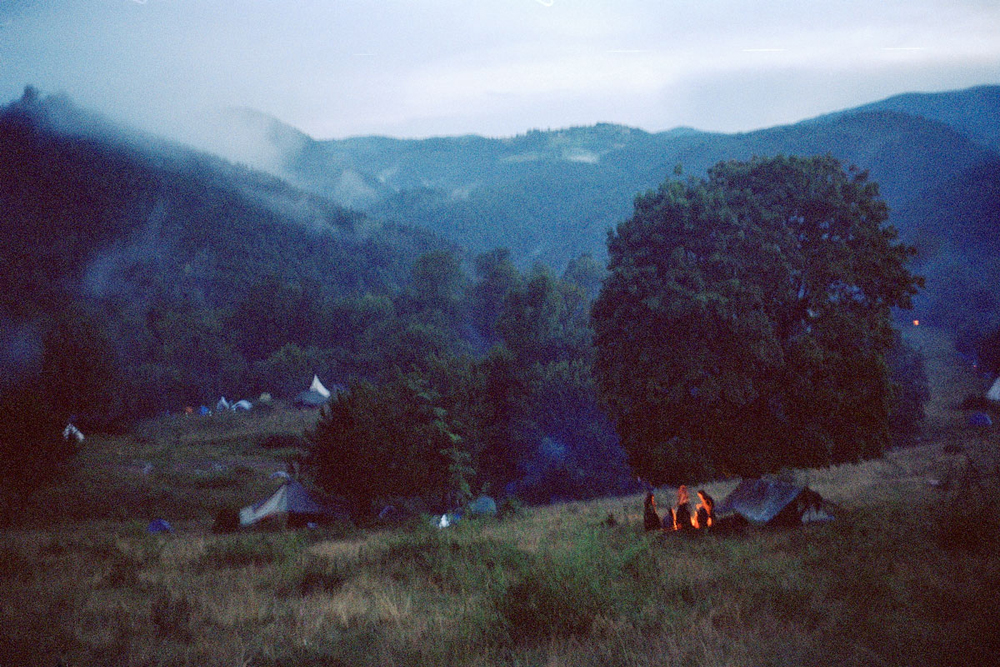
[{"x1": 0, "y1": 0, "x2": 997, "y2": 140}]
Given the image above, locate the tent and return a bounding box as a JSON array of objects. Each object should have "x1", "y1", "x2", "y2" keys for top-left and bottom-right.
[
  {"x1": 63, "y1": 423, "x2": 84, "y2": 444},
  {"x1": 294, "y1": 389, "x2": 329, "y2": 408},
  {"x1": 310, "y1": 375, "x2": 331, "y2": 398},
  {"x1": 295, "y1": 375, "x2": 332, "y2": 408},
  {"x1": 217, "y1": 397, "x2": 252, "y2": 411},
  {"x1": 715, "y1": 479, "x2": 831, "y2": 526},
  {"x1": 968, "y1": 412, "x2": 993, "y2": 427},
  {"x1": 239, "y1": 480, "x2": 337, "y2": 528},
  {"x1": 987, "y1": 377, "x2": 1000, "y2": 402},
  {"x1": 294, "y1": 375, "x2": 346, "y2": 408},
  {"x1": 147, "y1": 518, "x2": 173, "y2": 534},
  {"x1": 467, "y1": 495, "x2": 497, "y2": 516}
]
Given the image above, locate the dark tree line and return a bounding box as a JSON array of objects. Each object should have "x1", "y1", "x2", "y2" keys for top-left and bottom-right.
[{"x1": 304, "y1": 253, "x2": 633, "y2": 516}]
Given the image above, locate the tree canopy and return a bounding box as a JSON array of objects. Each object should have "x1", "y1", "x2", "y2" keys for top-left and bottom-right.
[{"x1": 592, "y1": 155, "x2": 923, "y2": 484}]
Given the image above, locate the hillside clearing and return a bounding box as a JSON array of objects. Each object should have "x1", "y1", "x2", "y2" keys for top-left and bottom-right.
[{"x1": 2, "y1": 325, "x2": 998, "y2": 666}]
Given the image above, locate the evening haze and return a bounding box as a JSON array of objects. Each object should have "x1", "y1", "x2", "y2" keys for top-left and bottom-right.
[{"x1": 2, "y1": 0, "x2": 999, "y2": 143}]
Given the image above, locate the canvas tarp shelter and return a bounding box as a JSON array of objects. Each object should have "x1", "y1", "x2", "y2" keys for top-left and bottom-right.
[
  {"x1": 716, "y1": 479, "x2": 829, "y2": 526},
  {"x1": 240, "y1": 480, "x2": 335, "y2": 528}
]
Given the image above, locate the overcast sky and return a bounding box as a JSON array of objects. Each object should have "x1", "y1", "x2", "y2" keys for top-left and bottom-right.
[{"x1": 2, "y1": 0, "x2": 999, "y2": 143}]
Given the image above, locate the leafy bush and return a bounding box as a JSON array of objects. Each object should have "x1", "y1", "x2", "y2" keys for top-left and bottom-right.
[{"x1": 305, "y1": 375, "x2": 468, "y2": 517}]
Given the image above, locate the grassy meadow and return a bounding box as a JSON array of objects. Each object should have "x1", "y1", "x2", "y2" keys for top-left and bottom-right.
[{"x1": 2, "y1": 325, "x2": 999, "y2": 666}]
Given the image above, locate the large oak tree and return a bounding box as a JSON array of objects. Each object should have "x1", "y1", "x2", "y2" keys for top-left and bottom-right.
[{"x1": 592, "y1": 155, "x2": 922, "y2": 484}]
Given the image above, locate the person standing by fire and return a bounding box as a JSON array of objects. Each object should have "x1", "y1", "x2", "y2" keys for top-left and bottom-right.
[
  {"x1": 693, "y1": 489, "x2": 715, "y2": 529},
  {"x1": 672, "y1": 485, "x2": 692, "y2": 530},
  {"x1": 643, "y1": 491, "x2": 663, "y2": 530}
]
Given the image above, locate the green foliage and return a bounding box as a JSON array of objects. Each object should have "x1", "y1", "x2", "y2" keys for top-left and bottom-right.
[
  {"x1": 593, "y1": 155, "x2": 923, "y2": 483},
  {"x1": 407, "y1": 249, "x2": 467, "y2": 321},
  {"x1": 0, "y1": 305, "x2": 121, "y2": 523},
  {"x1": 497, "y1": 266, "x2": 592, "y2": 366},
  {"x1": 469, "y1": 248, "x2": 523, "y2": 343},
  {"x1": 442, "y1": 441, "x2": 475, "y2": 508},
  {"x1": 561, "y1": 253, "x2": 606, "y2": 302},
  {"x1": 305, "y1": 374, "x2": 473, "y2": 516},
  {"x1": 513, "y1": 360, "x2": 632, "y2": 501},
  {"x1": 0, "y1": 91, "x2": 638, "y2": 506},
  {"x1": 0, "y1": 93, "x2": 451, "y2": 416}
]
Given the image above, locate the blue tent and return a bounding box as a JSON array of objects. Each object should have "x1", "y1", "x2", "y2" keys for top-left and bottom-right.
[
  {"x1": 968, "y1": 412, "x2": 993, "y2": 426},
  {"x1": 147, "y1": 518, "x2": 173, "y2": 534}
]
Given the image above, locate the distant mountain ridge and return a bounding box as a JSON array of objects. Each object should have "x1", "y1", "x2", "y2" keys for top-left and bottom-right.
[
  {"x1": 219, "y1": 85, "x2": 998, "y2": 330},
  {"x1": 4, "y1": 84, "x2": 998, "y2": 335}
]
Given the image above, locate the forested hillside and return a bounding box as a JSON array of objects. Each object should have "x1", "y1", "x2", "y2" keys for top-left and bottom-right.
[
  {"x1": 836, "y1": 85, "x2": 1000, "y2": 152},
  {"x1": 0, "y1": 89, "x2": 635, "y2": 505},
  {"x1": 0, "y1": 90, "x2": 451, "y2": 417},
  {"x1": 233, "y1": 86, "x2": 999, "y2": 332}
]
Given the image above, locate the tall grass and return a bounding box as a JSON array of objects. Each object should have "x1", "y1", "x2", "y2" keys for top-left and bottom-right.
[
  {"x1": 4, "y1": 487, "x2": 998, "y2": 665},
  {"x1": 3, "y1": 377, "x2": 999, "y2": 665}
]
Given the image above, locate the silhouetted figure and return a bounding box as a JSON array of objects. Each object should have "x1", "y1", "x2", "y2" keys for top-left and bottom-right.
[
  {"x1": 694, "y1": 489, "x2": 715, "y2": 529},
  {"x1": 643, "y1": 491, "x2": 662, "y2": 531},
  {"x1": 672, "y1": 485, "x2": 692, "y2": 530}
]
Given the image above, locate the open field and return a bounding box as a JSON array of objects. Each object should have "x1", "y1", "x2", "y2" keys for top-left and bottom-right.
[{"x1": 2, "y1": 325, "x2": 999, "y2": 666}]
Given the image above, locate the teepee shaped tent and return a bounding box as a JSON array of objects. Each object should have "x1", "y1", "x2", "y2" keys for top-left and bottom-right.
[{"x1": 310, "y1": 375, "x2": 331, "y2": 398}]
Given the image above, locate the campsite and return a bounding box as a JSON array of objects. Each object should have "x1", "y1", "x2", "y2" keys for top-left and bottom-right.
[
  {"x1": 2, "y1": 323, "x2": 998, "y2": 666},
  {"x1": 3, "y1": 10, "x2": 1000, "y2": 661}
]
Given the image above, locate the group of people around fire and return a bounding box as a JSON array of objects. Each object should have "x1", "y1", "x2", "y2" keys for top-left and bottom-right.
[{"x1": 644, "y1": 484, "x2": 714, "y2": 532}]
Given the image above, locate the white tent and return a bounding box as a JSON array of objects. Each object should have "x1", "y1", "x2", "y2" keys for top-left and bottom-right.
[
  {"x1": 309, "y1": 375, "x2": 331, "y2": 398},
  {"x1": 63, "y1": 423, "x2": 84, "y2": 444},
  {"x1": 987, "y1": 377, "x2": 1000, "y2": 402},
  {"x1": 239, "y1": 480, "x2": 333, "y2": 527}
]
